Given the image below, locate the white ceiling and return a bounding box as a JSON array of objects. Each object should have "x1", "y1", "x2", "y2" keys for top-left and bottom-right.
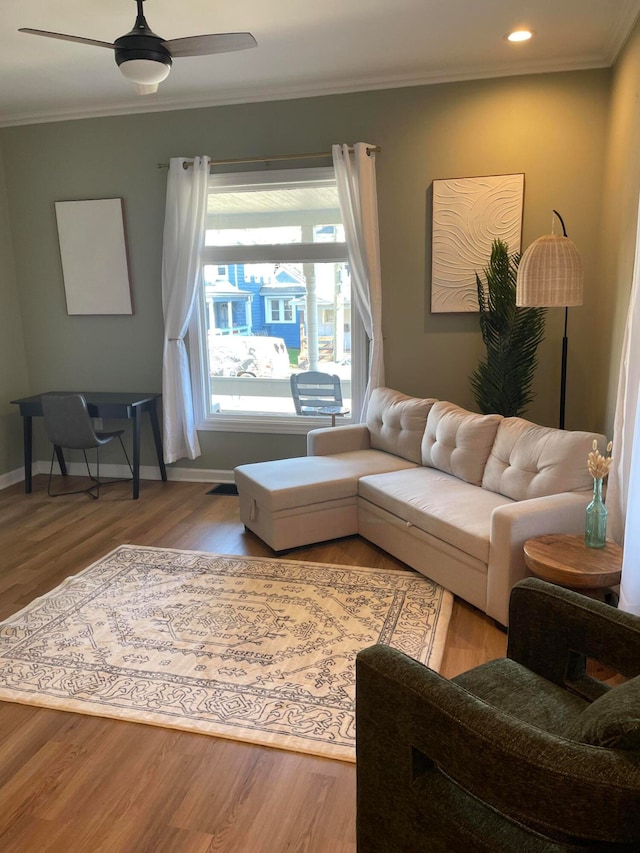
[{"x1": 3, "y1": 0, "x2": 640, "y2": 127}]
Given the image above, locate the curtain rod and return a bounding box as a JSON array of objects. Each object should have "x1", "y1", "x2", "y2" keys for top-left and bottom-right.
[{"x1": 157, "y1": 145, "x2": 380, "y2": 169}]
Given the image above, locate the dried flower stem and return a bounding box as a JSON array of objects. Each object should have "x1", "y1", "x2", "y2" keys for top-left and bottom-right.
[{"x1": 587, "y1": 439, "x2": 613, "y2": 480}]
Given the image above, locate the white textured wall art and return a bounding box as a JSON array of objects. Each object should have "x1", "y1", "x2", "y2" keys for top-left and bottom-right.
[{"x1": 430, "y1": 173, "x2": 524, "y2": 313}]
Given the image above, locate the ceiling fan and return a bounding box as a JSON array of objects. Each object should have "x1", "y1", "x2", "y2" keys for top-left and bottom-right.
[{"x1": 19, "y1": 0, "x2": 257, "y2": 95}]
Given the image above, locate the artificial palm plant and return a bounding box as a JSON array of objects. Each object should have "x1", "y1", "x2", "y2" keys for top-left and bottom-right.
[{"x1": 470, "y1": 239, "x2": 546, "y2": 417}]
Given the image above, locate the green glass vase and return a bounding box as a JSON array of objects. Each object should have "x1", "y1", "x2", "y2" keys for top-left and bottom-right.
[{"x1": 585, "y1": 477, "x2": 607, "y2": 549}]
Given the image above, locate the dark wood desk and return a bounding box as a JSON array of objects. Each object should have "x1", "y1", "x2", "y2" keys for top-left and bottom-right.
[{"x1": 11, "y1": 392, "x2": 167, "y2": 500}]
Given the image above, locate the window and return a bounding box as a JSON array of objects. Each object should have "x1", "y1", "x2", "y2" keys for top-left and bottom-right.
[
  {"x1": 266, "y1": 297, "x2": 295, "y2": 323},
  {"x1": 189, "y1": 168, "x2": 364, "y2": 433}
]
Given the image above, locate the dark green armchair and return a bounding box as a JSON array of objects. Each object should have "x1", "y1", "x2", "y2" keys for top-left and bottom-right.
[{"x1": 356, "y1": 578, "x2": 640, "y2": 851}]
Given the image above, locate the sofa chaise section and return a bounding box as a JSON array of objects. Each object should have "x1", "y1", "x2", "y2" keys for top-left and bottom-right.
[
  {"x1": 235, "y1": 450, "x2": 418, "y2": 552},
  {"x1": 235, "y1": 389, "x2": 435, "y2": 552}
]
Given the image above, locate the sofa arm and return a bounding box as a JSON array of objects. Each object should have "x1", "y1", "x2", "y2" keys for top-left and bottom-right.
[
  {"x1": 508, "y1": 578, "x2": 640, "y2": 689},
  {"x1": 306, "y1": 423, "x2": 371, "y2": 456},
  {"x1": 486, "y1": 491, "x2": 590, "y2": 626},
  {"x1": 356, "y1": 644, "x2": 640, "y2": 846}
]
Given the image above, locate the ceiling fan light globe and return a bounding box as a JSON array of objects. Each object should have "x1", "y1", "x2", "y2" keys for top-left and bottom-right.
[
  {"x1": 119, "y1": 58, "x2": 170, "y2": 87},
  {"x1": 133, "y1": 82, "x2": 160, "y2": 96}
]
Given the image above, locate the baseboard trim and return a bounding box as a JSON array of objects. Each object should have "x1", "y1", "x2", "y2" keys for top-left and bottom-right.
[
  {"x1": 0, "y1": 463, "x2": 236, "y2": 490},
  {"x1": 0, "y1": 468, "x2": 27, "y2": 491},
  {"x1": 165, "y1": 467, "x2": 235, "y2": 485}
]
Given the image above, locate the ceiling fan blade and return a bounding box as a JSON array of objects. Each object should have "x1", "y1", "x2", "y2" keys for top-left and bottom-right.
[
  {"x1": 19, "y1": 28, "x2": 115, "y2": 50},
  {"x1": 163, "y1": 32, "x2": 257, "y2": 58}
]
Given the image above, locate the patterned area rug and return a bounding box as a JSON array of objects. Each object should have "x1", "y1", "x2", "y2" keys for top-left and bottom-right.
[{"x1": 0, "y1": 545, "x2": 452, "y2": 762}]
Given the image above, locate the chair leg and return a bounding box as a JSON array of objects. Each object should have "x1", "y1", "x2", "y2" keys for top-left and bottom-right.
[
  {"x1": 118, "y1": 436, "x2": 134, "y2": 475},
  {"x1": 88, "y1": 439, "x2": 132, "y2": 496},
  {"x1": 47, "y1": 438, "x2": 132, "y2": 499},
  {"x1": 47, "y1": 448, "x2": 56, "y2": 497},
  {"x1": 83, "y1": 449, "x2": 99, "y2": 484},
  {"x1": 48, "y1": 447, "x2": 98, "y2": 499},
  {"x1": 82, "y1": 449, "x2": 99, "y2": 498}
]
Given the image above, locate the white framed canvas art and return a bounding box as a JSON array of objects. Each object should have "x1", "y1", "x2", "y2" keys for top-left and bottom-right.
[
  {"x1": 55, "y1": 198, "x2": 133, "y2": 315},
  {"x1": 430, "y1": 173, "x2": 524, "y2": 313}
]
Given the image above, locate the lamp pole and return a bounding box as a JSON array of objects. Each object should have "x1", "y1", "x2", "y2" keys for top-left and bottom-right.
[
  {"x1": 560, "y1": 305, "x2": 568, "y2": 430},
  {"x1": 553, "y1": 210, "x2": 569, "y2": 430}
]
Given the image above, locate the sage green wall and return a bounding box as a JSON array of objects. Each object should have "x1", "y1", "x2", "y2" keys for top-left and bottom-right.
[
  {"x1": 0, "y1": 68, "x2": 610, "y2": 473},
  {"x1": 375, "y1": 72, "x2": 609, "y2": 433},
  {"x1": 596, "y1": 16, "x2": 640, "y2": 435},
  {"x1": 0, "y1": 146, "x2": 30, "y2": 476}
]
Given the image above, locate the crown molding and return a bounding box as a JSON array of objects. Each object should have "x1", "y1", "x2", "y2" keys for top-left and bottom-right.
[
  {"x1": 603, "y1": 0, "x2": 640, "y2": 62},
  {"x1": 0, "y1": 53, "x2": 615, "y2": 128}
]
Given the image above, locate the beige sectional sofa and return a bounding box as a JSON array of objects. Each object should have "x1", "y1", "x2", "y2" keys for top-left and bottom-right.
[{"x1": 235, "y1": 388, "x2": 605, "y2": 626}]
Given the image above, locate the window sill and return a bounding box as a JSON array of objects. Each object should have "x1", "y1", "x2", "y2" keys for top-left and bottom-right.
[{"x1": 196, "y1": 412, "x2": 353, "y2": 435}]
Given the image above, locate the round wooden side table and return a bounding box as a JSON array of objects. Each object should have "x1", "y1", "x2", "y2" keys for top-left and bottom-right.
[
  {"x1": 317, "y1": 405, "x2": 350, "y2": 427},
  {"x1": 523, "y1": 533, "x2": 623, "y2": 602}
]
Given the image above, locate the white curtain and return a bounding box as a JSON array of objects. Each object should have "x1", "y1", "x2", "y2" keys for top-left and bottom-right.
[
  {"x1": 161, "y1": 156, "x2": 210, "y2": 463},
  {"x1": 608, "y1": 194, "x2": 640, "y2": 614},
  {"x1": 332, "y1": 143, "x2": 384, "y2": 420}
]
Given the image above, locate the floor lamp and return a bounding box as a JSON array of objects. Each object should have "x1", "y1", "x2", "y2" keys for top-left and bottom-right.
[{"x1": 516, "y1": 210, "x2": 584, "y2": 429}]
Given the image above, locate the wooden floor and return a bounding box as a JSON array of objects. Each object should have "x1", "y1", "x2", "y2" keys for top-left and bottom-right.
[{"x1": 0, "y1": 477, "x2": 507, "y2": 852}]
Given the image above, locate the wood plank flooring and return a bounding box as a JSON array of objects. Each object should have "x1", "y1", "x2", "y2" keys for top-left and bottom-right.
[{"x1": 0, "y1": 477, "x2": 506, "y2": 852}]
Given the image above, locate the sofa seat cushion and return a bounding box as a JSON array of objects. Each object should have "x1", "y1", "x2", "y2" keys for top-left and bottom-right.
[
  {"x1": 453, "y1": 658, "x2": 589, "y2": 736},
  {"x1": 358, "y1": 467, "x2": 513, "y2": 563},
  {"x1": 482, "y1": 417, "x2": 606, "y2": 500},
  {"x1": 235, "y1": 450, "x2": 417, "y2": 513}
]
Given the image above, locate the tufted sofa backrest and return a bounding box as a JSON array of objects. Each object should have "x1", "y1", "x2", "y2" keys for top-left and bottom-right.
[
  {"x1": 366, "y1": 387, "x2": 437, "y2": 464},
  {"x1": 482, "y1": 417, "x2": 606, "y2": 500},
  {"x1": 364, "y1": 390, "x2": 604, "y2": 502},
  {"x1": 421, "y1": 401, "x2": 503, "y2": 486}
]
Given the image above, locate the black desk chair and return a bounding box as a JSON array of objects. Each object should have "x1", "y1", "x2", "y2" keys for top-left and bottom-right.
[
  {"x1": 290, "y1": 371, "x2": 344, "y2": 416},
  {"x1": 42, "y1": 393, "x2": 133, "y2": 499}
]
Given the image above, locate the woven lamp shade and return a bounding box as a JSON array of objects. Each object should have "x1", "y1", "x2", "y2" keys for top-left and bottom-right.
[{"x1": 516, "y1": 234, "x2": 584, "y2": 307}]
